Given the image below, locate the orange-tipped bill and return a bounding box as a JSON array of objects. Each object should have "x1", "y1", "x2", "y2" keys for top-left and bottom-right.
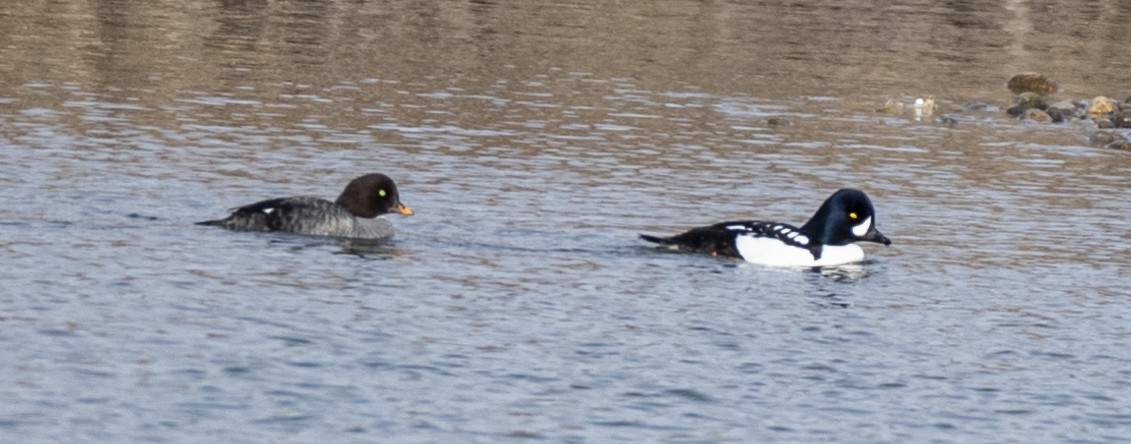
[{"x1": 394, "y1": 202, "x2": 414, "y2": 216}]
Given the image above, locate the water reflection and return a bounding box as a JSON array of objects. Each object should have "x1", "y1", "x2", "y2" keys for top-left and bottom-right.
[
  {"x1": 2, "y1": 1, "x2": 1128, "y2": 101},
  {"x1": 3, "y1": 0, "x2": 1131, "y2": 443}
]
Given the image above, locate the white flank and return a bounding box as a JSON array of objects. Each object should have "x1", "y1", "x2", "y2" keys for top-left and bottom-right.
[
  {"x1": 734, "y1": 235, "x2": 864, "y2": 267},
  {"x1": 851, "y1": 216, "x2": 872, "y2": 237}
]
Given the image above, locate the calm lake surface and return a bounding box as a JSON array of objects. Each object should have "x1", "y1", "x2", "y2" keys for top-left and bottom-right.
[{"x1": 2, "y1": 0, "x2": 1131, "y2": 442}]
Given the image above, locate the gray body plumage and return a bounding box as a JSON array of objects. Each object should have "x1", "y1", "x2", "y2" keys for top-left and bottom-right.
[
  {"x1": 198, "y1": 173, "x2": 412, "y2": 240},
  {"x1": 200, "y1": 196, "x2": 395, "y2": 240}
]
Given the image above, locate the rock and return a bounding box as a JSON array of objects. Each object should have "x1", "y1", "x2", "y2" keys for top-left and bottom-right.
[
  {"x1": 879, "y1": 99, "x2": 905, "y2": 114},
  {"x1": 1045, "y1": 107, "x2": 1065, "y2": 123},
  {"x1": 1006, "y1": 105, "x2": 1030, "y2": 117},
  {"x1": 1040, "y1": 100, "x2": 1076, "y2": 120},
  {"x1": 914, "y1": 96, "x2": 937, "y2": 113},
  {"x1": 1020, "y1": 108, "x2": 1052, "y2": 123},
  {"x1": 1012, "y1": 92, "x2": 1048, "y2": 109},
  {"x1": 1108, "y1": 141, "x2": 1131, "y2": 151},
  {"x1": 1113, "y1": 110, "x2": 1131, "y2": 128},
  {"x1": 1085, "y1": 130, "x2": 1131, "y2": 150},
  {"x1": 936, "y1": 116, "x2": 959, "y2": 126},
  {"x1": 1088, "y1": 131, "x2": 1120, "y2": 147},
  {"x1": 1006, "y1": 73, "x2": 1058, "y2": 95},
  {"x1": 1087, "y1": 96, "x2": 1117, "y2": 117},
  {"x1": 962, "y1": 102, "x2": 998, "y2": 112},
  {"x1": 1047, "y1": 100, "x2": 1081, "y2": 118},
  {"x1": 913, "y1": 96, "x2": 936, "y2": 121},
  {"x1": 767, "y1": 117, "x2": 792, "y2": 127}
]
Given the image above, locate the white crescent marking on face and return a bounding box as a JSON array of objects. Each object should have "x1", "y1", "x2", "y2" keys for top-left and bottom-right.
[{"x1": 851, "y1": 216, "x2": 872, "y2": 237}]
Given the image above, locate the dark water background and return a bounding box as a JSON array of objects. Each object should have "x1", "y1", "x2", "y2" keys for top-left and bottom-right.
[{"x1": 2, "y1": 1, "x2": 1130, "y2": 442}]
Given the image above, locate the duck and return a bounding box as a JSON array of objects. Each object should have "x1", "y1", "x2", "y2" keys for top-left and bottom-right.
[
  {"x1": 197, "y1": 173, "x2": 413, "y2": 239},
  {"x1": 640, "y1": 189, "x2": 890, "y2": 267}
]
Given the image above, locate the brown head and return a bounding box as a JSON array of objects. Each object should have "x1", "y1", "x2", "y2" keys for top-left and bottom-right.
[{"x1": 335, "y1": 174, "x2": 414, "y2": 218}]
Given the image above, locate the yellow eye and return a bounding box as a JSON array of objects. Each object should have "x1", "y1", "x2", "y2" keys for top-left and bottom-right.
[
  {"x1": 849, "y1": 212, "x2": 858, "y2": 220},
  {"x1": 378, "y1": 189, "x2": 387, "y2": 197}
]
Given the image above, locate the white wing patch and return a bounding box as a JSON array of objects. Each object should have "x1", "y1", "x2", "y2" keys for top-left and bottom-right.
[
  {"x1": 263, "y1": 207, "x2": 275, "y2": 215},
  {"x1": 851, "y1": 216, "x2": 872, "y2": 237},
  {"x1": 779, "y1": 227, "x2": 808, "y2": 245},
  {"x1": 726, "y1": 222, "x2": 811, "y2": 246}
]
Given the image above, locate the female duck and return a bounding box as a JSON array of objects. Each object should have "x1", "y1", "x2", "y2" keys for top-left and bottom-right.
[{"x1": 198, "y1": 173, "x2": 413, "y2": 240}]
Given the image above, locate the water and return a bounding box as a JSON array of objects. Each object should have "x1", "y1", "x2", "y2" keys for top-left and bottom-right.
[{"x1": 2, "y1": 0, "x2": 1131, "y2": 442}]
